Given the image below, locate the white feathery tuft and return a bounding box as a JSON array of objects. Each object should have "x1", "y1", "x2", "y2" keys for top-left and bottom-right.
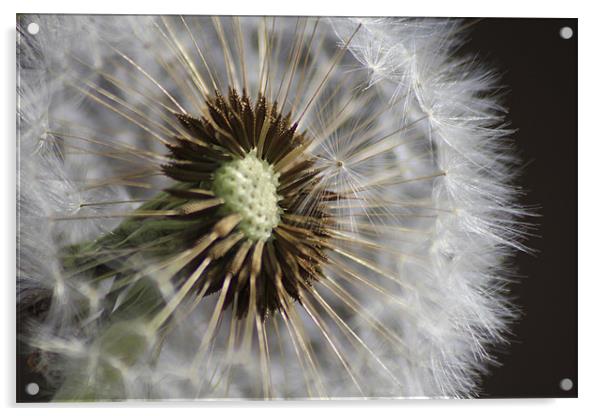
[{"x1": 17, "y1": 15, "x2": 528, "y2": 399}]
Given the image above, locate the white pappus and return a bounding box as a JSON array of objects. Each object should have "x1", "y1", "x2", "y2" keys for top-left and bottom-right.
[{"x1": 17, "y1": 15, "x2": 528, "y2": 400}]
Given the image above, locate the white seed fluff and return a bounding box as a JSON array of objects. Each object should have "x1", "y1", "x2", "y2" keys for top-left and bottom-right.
[{"x1": 17, "y1": 15, "x2": 527, "y2": 400}]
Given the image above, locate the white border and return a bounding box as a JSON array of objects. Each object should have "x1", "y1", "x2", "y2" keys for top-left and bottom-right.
[{"x1": 2, "y1": 1, "x2": 600, "y2": 414}]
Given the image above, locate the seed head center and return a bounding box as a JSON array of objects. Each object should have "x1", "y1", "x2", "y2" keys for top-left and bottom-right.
[{"x1": 212, "y1": 149, "x2": 281, "y2": 241}]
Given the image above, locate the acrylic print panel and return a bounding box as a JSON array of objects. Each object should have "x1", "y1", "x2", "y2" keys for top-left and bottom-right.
[{"x1": 16, "y1": 15, "x2": 577, "y2": 401}]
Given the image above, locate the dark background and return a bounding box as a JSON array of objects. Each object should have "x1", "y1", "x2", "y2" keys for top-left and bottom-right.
[
  {"x1": 466, "y1": 18, "x2": 578, "y2": 398},
  {"x1": 17, "y1": 18, "x2": 578, "y2": 401}
]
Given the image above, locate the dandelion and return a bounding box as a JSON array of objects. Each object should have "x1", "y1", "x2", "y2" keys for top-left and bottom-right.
[{"x1": 17, "y1": 15, "x2": 526, "y2": 400}]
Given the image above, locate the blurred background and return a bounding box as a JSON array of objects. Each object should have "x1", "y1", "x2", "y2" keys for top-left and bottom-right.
[{"x1": 466, "y1": 18, "x2": 578, "y2": 398}]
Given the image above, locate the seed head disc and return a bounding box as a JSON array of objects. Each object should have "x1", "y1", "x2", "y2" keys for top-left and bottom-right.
[{"x1": 212, "y1": 149, "x2": 282, "y2": 241}]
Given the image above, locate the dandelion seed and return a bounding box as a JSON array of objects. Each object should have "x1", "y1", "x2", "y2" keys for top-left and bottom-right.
[{"x1": 17, "y1": 15, "x2": 527, "y2": 400}]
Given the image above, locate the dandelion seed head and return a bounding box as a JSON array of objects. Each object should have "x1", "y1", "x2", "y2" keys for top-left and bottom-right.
[{"x1": 17, "y1": 15, "x2": 529, "y2": 400}]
